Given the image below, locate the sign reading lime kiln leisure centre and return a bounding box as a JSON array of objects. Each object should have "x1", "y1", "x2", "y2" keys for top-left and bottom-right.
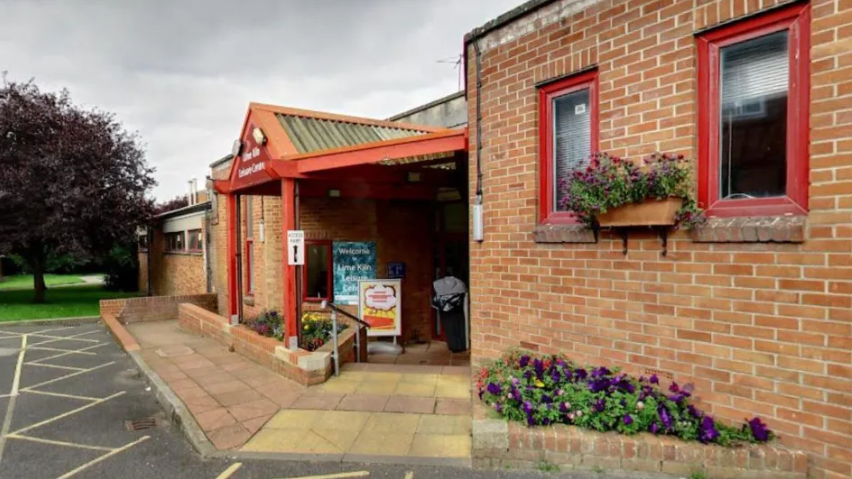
[{"x1": 333, "y1": 242, "x2": 376, "y2": 305}]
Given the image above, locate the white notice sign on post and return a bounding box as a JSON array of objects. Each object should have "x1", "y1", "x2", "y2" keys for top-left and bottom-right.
[{"x1": 287, "y1": 230, "x2": 305, "y2": 266}]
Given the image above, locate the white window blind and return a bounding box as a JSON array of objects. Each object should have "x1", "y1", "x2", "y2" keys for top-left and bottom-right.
[
  {"x1": 553, "y1": 88, "x2": 591, "y2": 209},
  {"x1": 720, "y1": 31, "x2": 788, "y2": 108}
]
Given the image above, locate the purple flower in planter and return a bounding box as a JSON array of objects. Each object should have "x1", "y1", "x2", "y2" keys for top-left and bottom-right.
[
  {"x1": 649, "y1": 423, "x2": 660, "y2": 435},
  {"x1": 591, "y1": 367, "x2": 611, "y2": 378},
  {"x1": 511, "y1": 386, "x2": 522, "y2": 401},
  {"x1": 638, "y1": 376, "x2": 646, "y2": 383},
  {"x1": 594, "y1": 399, "x2": 606, "y2": 413},
  {"x1": 487, "y1": 383, "x2": 502, "y2": 396},
  {"x1": 668, "y1": 394, "x2": 685, "y2": 403},
  {"x1": 749, "y1": 417, "x2": 771, "y2": 442},
  {"x1": 649, "y1": 374, "x2": 659, "y2": 385},
  {"x1": 669, "y1": 382, "x2": 680, "y2": 393},
  {"x1": 559, "y1": 402, "x2": 570, "y2": 413},
  {"x1": 688, "y1": 405, "x2": 703, "y2": 418},
  {"x1": 523, "y1": 370, "x2": 534, "y2": 380},
  {"x1": 699, "y1": 416, "x2": 719, "y2": 444},
  {"x1": 589, "y1": 378, "x2": 611, "y2": 393},
  {"x1": 658, "y1": 406, "x2": 673, "y2": 431},
  {"x1": 623, "y1": 415, "x2": 633, "y2": 426},
  {"x1": 574, "y1": 368, "x2": 588, "y2": 381},
  {"x1": 542, "y1": 395, "x2": 553, "y2": 404},
  {"x1": 511, "y1": 377, "x2": 520, "y2": 386},
  {"x1": 523, "y1": 401, "x2": 533, "y2": 415},
  {"x1": 533, "y1": 359, "x2": 544, "y2": 379},
  {"x1": 551, "y1": 368, "x2": 561, "y2": 383},
  {"x1": 494, "y1": 402, "x2": 503, "y2": 414},
  {"x1": 526, "y1": 413, "x2": 535, "y2": 427},
  {"x1": 519, "y1": 355, "x2": 531, "y2": 368}
]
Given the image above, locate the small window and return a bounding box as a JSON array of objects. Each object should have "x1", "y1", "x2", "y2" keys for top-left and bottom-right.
[
  {"x1": 538, "y1": 69, "x2": 599, "y2": 224},
  {"x1": 165, "y1": 232, "x2": 185, "y2": 252},
  {"x1": 697, "y1": 3, "x2": 809, "y2": 217},
  {"x1": 303, "y1": 241, "x2": 332, "y2": 301},
  {"x1": 138, "y1": 234, "x2": 149, "y2": 251},
  {"x1": 187, "y1": 229, "x2": 203, "y2": 252}
]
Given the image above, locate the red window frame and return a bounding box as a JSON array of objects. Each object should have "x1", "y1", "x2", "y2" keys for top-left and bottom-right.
[
  {"x1": 245, "y1": 239, "x2": 254, "y2": 295},
  {"x1": 302, "y1": 240, "x2": 332, "y2": 302},
  {"x1": 187, "y1": 229, "x2": 203, "y2": 252},
  {"x1": 697, "y1": 3, "x2": 810, "y2": 217},
  {"x1": 538, "y1": 69, "x2": 600, "y2": 225}
]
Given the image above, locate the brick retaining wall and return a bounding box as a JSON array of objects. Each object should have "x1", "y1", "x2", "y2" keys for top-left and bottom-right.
[
  {"x1": 99, "y1": 294, "x2": 217, "y2": 324},
  {"x1": 472, "y1": 403, "x2": 808, "y2": 478},
  {"x1": 178, "y1": 303, "x2": 358, "y2": 386}
]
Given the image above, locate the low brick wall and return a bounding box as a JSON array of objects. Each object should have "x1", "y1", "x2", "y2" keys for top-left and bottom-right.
[
  {"x1": 100, "y1": 294, "x2": 217, "y2": 324},
  {"x1": 178, "y1": 303, "x2": 358, "y2": 386},
  {"x1": 472, "y1": 403, "x2": 808, "y2": 478}
]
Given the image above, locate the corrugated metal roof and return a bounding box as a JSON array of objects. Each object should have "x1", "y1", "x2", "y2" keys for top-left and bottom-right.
[{"x1": 276, "y1": 113, "x2": 426, "y2": 154}]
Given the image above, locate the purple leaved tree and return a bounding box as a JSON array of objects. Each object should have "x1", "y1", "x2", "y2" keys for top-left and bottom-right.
[{"x1": 0, "y1": 78, "x2": 156, "y2": 303}]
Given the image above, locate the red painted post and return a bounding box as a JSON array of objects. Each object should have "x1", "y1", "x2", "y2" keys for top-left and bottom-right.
[
  {"x1": 226, "y1": 193, "x2": 238, "y2": 321},
  {"x1": 281, "y1": 178, "x2": 298, "y2": 344}
]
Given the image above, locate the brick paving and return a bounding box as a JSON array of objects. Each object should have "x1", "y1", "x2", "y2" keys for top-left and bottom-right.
[{"x1": 127, "y1": 320, "x2": 472, "y2": 457}]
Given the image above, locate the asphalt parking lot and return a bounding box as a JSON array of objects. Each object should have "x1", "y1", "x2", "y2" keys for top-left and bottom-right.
[{"x1": 0, "y1": 322, "x2": 620, "y2": 479}]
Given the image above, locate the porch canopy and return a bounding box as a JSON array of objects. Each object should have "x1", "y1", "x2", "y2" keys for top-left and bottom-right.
[{"x1": 214, "y1": 102, "x2": 468, "y2": 345}]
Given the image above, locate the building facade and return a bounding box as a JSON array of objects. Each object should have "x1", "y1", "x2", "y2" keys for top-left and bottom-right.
[{"x1": 465, "y1": 1, "x2": 851, "y2": 477}]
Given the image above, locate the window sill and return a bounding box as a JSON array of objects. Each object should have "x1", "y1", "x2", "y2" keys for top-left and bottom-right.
[
  {"x1": 533, "y1": 224, "x2": 597, "y2": 244},
  {"x1": 164, "y1": 251, "x2": 203, "y2": 256},
  {"x1": 691, "y1": 216, "x2": 806, "y2": 243}
]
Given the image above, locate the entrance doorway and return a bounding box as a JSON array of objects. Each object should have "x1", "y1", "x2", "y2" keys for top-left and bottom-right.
[{"x1": 432, "y1": 201, "x2": 469, "y2": 341}]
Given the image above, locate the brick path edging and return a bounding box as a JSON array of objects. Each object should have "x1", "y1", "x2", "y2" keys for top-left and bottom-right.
[
  {"x1": 99, "y1": 294, "x2": 217, "y2": 324},
  {"x1": 471, "y1": 403, "x2": 808, "y2": 478},
  {"x1": 178, "y1": 303, "x2": 358, "y2": 386}
]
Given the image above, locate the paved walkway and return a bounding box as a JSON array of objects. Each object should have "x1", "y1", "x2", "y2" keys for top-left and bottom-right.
[{"x1": 127, "y1": 321, "x2": 472, "y2": 460}]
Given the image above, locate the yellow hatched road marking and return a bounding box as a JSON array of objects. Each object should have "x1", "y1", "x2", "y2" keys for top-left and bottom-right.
[
  {"x1": 274, "y1": 472, "x2": 371, "y2": 479},
  {"x1": 23, "y1": 389, "x2": 100, "y2": 402},
  {"x1": 28, "y1": 342, "x2": 107, "y2": 365},
  {"x1": 6, "y1": 434, "x2": 113, "y2": 451},
  {"x1": 24, "y1": 362, "x2": 85, "y2": 371},
  {"x1": 11, "y1": 391, "x2": 125, "y2": 436},
  {"x1": 21, "y1": 361, "x2": 115, "y2": 390},
  {"x1": 27, "y1": 346, "x2": 97, "y2": 356},
  {"x1": 55, "y1": 435, "x2": 150, "y2": 479},
  {"x1": 215, "y1": 462, "x2": 243, "y2": 479},
  {"x1": 0, "y1": 335, "x2": 28, "y2": 469}
]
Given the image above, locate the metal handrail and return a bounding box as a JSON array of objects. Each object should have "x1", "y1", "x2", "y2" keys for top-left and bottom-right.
[{"x1": 320, "y1": 300, "x2": 370, "y2": 376}]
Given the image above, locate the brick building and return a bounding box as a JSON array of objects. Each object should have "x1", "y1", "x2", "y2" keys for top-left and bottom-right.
[
  {"x1": 209, "y1": 102, "x2": 470, "y2": 350},
  {"x1": 139, "y1": 193, "x2": 211, "y2": 297},
  {"x1": 464, "y1": 0, "x2": 851, "y2": 477}
]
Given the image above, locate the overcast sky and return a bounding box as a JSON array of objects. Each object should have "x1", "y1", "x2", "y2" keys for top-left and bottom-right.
[{"x1": 0, "y1": 0, "x2": 518, "y2": 200}]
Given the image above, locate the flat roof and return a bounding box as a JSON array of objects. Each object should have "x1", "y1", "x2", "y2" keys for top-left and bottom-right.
[{"x1": 388, "y1": 91, "x2": 465, "y2": 122}]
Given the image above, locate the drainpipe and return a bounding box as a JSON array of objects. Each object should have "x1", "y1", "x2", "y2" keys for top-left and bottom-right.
[
  {"x1": 294, "y1": 181, "x2": 302, "y2": 336},
  {"x1": 235, "y1": 195, "x2": 244, "y2": 322},
  {"x1": 472, "y1": 40, "x2": 484, "y2": 243}
]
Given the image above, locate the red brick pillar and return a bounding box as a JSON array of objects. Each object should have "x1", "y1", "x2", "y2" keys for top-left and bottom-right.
[{"x1": 281, "y1": 178, "x2": 298, "y2": 347}]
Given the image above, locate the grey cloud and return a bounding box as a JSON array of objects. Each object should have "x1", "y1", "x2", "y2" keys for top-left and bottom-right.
[{"x1": 0, "y1": 0, "x2": 519, "y2": 199}]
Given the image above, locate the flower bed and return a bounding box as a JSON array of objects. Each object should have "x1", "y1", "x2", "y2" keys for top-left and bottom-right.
[
  {"x1": 300, "y1": 311, "x2": 347, "y2": 351},
  {"x1": 245, "y1": 310, "x2": 285, "y2": 340},
  {"x1": 477, "y1": 351, "x2": 771, "y2": 447},
  {"x1": 559, "y1": 152, "x2": 704, "y2": 229}
]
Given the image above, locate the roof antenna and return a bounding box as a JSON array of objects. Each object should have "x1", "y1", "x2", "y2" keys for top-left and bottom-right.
[{"x1": 437, "y1": 54, "x2": 463, "y2": 91}]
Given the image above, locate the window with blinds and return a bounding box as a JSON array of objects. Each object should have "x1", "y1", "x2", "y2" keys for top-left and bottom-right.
[
  {"x1": 553, "y1": 89, "x2": 591, "y2": 209},
  {"x1": 719, "y1": 31, "x2": 789, "y2": 200}
]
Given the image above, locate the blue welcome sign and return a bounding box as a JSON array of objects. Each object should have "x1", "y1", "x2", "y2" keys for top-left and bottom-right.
[{"x1": 333, "y1": 241, "x2": 376, "y2": 304}]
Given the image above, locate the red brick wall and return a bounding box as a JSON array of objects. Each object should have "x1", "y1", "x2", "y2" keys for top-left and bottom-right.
[
  {"x1": 466, "y1": 1, "x2": 852, "y2": 478},
  {"x1": 209, "y1": 193, "x2": 435, "y2": 344},
  {"x1": 142, "y1": 218, "x2": 208, "y2": 297},
  {"x1": 100, "y1": 294, "x2": 217, "y2": 323}
]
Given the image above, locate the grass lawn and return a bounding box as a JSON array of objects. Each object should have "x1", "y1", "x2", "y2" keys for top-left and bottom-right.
[
  {"x1": 0, "y1": 274, "x2": 85, "y2": 291},
  {"x1": 0, "y1": 284, "x2": 138, "y2": 321}
]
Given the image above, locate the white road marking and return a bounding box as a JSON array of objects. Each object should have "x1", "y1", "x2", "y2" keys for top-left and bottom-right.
[
  {"x1": 6, "y1": 434, "x2": 114, "y2": 451},
  {"x1": 215, "y1": 462, "x2": 243, "y2": 479},
  {"x1": 21, "y1": 360, "x2": 115, "y2": 390},
  {"x1": 0, "y1": 334, "x2": 28, "y2": 469},
  {"x1": 55, "y1": 435, "x2": 150, "y2": 479},
  {"x1": 10, "y1": 391, "x2": 125, "y2": 436}
]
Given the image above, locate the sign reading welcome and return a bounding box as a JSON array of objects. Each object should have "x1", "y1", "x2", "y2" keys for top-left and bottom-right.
[{"x1": 333, "y1": 241, "x2": 376, "y2": 304}]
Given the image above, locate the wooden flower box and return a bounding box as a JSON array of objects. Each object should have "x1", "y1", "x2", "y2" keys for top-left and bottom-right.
[{"x1": 596, "y1": 197, "x2": 683, "y2": 227}]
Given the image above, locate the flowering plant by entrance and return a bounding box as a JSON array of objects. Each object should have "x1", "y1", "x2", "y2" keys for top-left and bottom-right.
[
  {"x1": 477, "y1": 351, "x2": 772, "y2": 447},
  {"x1": 558, "y1": 152, "x2": 705, "y2": 229},
  {"x1": 246, "y1": 310, "x2": 285, "y2": 341},
  {"x1": 299, "y1": 312, "x2": 347, "y2": 351}
]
